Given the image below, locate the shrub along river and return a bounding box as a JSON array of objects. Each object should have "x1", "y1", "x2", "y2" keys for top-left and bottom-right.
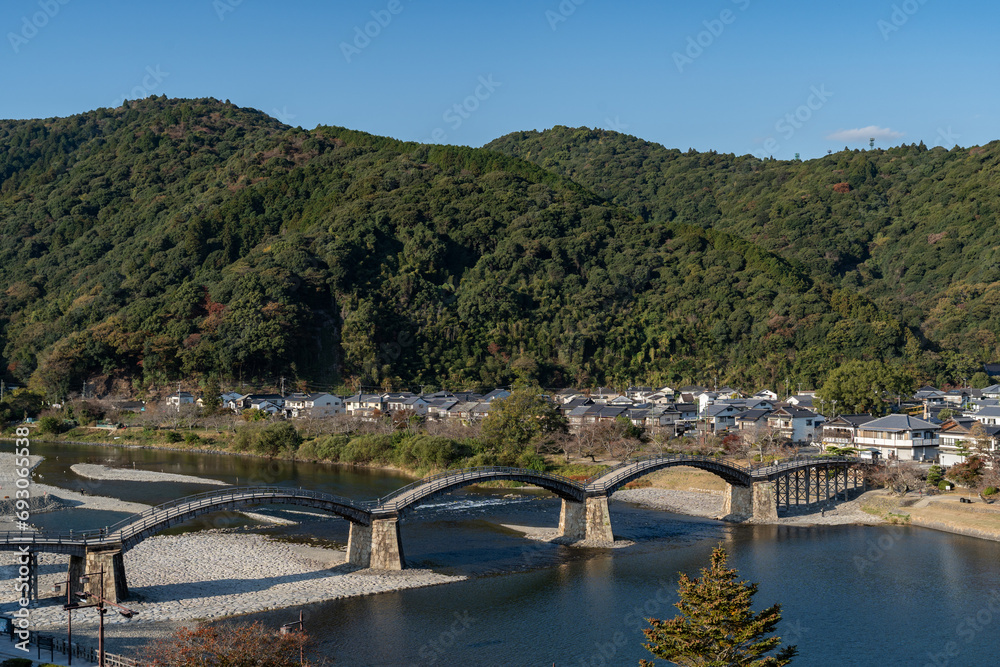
[{"x1": 20, "y1": 441, "x2": 1000, "y2": 666}]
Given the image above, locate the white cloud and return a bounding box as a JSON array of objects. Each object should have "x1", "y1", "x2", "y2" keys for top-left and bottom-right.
[{"x1": 825, "y1": 125, "x2": 905, "y2": 143}]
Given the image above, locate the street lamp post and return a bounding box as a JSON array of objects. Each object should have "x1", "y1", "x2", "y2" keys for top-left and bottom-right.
[
  {"x1": 74, "y1": 566, "x2": 138, "y2": 667},
  {"x1": 52, "y1": 576, "x2": 80, "y2": 665}
]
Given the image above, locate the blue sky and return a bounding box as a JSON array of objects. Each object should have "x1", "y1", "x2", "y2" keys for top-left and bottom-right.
[{"x1": 1, "y1": 0, "x2": 996, "y2": 159}]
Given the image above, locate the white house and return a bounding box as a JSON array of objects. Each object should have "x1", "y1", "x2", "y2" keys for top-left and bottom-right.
[
  {"x1": 821, "y1": 415, "x2": 876, "y2": 447},
  {"x1": 703, "y1": 403, "x2": 741, "y2": 433},
  {"x1": 345, "y1": 394, "x2": 385, "y2": 418},
  {"x1": 853, "y1": 414, "x2": 940, "y2": 461},
  {"x1": 938, "y1": 417, "x2": 1000, "y2": 466},
  {"x1": 247, "y1": 399, "x2": 282, "y2": 415},
  {"x1": 967, "y1": 406, "x2": 1000, "y2": 426},
  {"x1": 766, "y1": 406, "x2": 823, "y2": 443},
  {"x1": 386, "y1": 395, "x2": 430, "y2": 415},
  {"x1": 285, "y1": 393, "x2": 343, "y2": 418},
  {"x1": 165, "y1": 392, "x2": 195, "y2": 408}
]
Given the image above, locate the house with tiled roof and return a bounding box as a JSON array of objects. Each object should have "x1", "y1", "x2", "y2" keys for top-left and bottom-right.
[
  {"x1": 853, "y1": 414, "x2": 940, "y2": 461},
  {"x1": 821, "y1": 415, "x2": 876, "y2": 447},
  {"x1": 284, "y1": 392, "x2": 343, "y2": 418},
  {"x1": 767, "y1": 406, "x2": 823, "y2": 443},
  {"x1": 938, "y1": 417, "x2": 1000, "y2": 466}
]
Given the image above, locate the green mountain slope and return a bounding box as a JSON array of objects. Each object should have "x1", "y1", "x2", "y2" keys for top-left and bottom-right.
[
  {"x1": 486, "y1": 127, "x2": 1000, "y2": 380},
  {"x1": 0, "y1": 99, "x2": 923, "y2": 396}
]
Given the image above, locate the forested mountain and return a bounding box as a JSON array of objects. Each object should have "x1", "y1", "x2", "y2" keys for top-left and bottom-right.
[
  {"x1": 487, "y1": 127, "x2": 1000, "y2": 384},
  {"x1": 0, "y1": 98, "x2": 955, "y2": 398}
]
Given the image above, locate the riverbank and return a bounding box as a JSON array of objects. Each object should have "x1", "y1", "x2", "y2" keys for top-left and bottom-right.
[
  {"x1": 0, "y1": 530, "x2": 465, "y2": 656},
  {"x1": 612, "y1": 487, "x2": 888, "y2": 526},
  {"x1": 878, "y1": 493, "x2": 1000, "y2": 542}
]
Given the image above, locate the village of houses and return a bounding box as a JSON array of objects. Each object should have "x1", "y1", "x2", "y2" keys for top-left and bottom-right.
[{"x1": 157, "y1": 380, "x2": 1000, "y2": 469}]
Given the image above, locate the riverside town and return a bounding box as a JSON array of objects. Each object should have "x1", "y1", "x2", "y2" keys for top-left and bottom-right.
[{"x1": 2, "y1": 2, "x2": 1000, "y2": 665}]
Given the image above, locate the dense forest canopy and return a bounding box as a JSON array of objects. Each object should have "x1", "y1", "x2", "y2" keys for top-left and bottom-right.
[
  {"x1": 0, "y1": 98, "x2": 989, "y2": 398},
  {"x1": 487, "y1": 127, "x2": 1000, "y2": 385}
]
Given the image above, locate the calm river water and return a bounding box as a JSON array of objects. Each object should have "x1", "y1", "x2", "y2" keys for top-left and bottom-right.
[{"x1": 25, "y1": 441, "x2": 1000, "y2": 666}]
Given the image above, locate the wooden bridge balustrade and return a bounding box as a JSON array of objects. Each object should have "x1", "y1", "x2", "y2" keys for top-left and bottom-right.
[{"x1": 1, "y1": 457, "x2": 872, "y2": 592}]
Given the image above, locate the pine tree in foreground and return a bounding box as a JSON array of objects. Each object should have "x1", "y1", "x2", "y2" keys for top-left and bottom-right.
[{"x1": 640, "y1": 546, "x2": 797, "y2": 667}]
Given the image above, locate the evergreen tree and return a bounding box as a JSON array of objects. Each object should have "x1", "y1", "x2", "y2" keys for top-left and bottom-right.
[
  {"x1": 201, "y1": 377, "x2": 222, "y2": 412},
  {"x1": 640, "y1": 547, "x2": 797, "y2": 667}
]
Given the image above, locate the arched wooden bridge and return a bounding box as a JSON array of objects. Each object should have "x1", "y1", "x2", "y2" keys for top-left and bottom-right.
[{"x1": 0, "y1": 455, "x2": 866, "y2": 601}]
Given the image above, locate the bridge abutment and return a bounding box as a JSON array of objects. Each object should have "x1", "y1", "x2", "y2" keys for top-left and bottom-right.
[
  {"x1": 348, "y1": 518, "x2": 404, "y2": 570},
  {"x1": 752, "y1": 482, "x2": 778, "y2": 522},
  {"x1": 346, "y1": 521, "x2": 372, "y2": 567},
  {"x1": 558, "y1": 499, "x2": 586, "y2": 541},
  {"x1": 558, "y1": 497, "x2": 614, "y2": 543},
  {"x1": 70, "y1": 545, "x2": 128, "y2": 602},
  {"x1": 720, "y1": 482, "x2": 778, "y2": 522},
  {"x1": 585, "y1": 496, "x2": 614, "y2": 543},
  {"x1": 720, "y1": 484, "x2": 753, "y2": 521},
  {"x1": 370, "y1": 518, "x2": 404, "y2": 570}
]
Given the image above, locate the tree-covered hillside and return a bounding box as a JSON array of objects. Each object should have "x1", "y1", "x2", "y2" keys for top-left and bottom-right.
[
  {"x1": 0, "y1": 99, "x2": 930, "y2": 397},
  {"x1": 486, "y1": 127, "x2": 1000, "y2": 383}
]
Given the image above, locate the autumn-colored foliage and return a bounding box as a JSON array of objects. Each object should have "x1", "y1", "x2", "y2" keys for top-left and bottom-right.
[
  {"x1": 832, "y1": 181, "x2": 851, "y2": 193},
  {"x1": 143, "y1": 622, "x2": 309, "y2": 667}
]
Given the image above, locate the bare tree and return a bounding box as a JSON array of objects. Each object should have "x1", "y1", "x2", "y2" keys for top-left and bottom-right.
[
  {"x1": 868, "y1": 460, "x2": 923, "y2": 496},
  {"x1": 740, "y1": 423, "x2": 784, "y2": 465},
  {"x1": 574, "y1": 422, "x2": 605, "y2": 462}
]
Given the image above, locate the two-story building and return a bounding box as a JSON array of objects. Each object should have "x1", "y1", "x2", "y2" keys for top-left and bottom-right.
[
  {"x1": 345, "y1": 394, "x2": 385, "y2": 418},
  {"x1": 853, "y1": 414, "x2": 940, "y2": 461},
  {"x1": 938, "y1": 417, "x2": 1000, "y2": 466},
  {"x1": 284, "y1": 393, "x2": 344, "y2": 418},
  {"x1": 165, "y1": 392, "x2": 196, "y2": 408},
  {"x1": 766, "y1": 406, "x2": 823, "y2": 443},
  {"x1": 821, "y1": 415, "x2": 875, "y2": 448}
]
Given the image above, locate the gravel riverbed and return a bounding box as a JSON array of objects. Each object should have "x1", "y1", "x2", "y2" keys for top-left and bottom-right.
[
  {"x1": 71, "y1": 463, "x2": 228, "y2": 486},
  {"x1": 0, "y1": 531, "x2": 464, "y2": 655}
]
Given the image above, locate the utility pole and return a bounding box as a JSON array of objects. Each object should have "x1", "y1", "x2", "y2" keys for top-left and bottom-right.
[
  {"x1": 1, "y1": 379, "x2": 5, "y2": 402},
  {"x1": 280, "y1": 376, "x2": 286, "y2": 398},
  {"x1": 177, "y1": 381, "x2": 182, "y2": 413}
]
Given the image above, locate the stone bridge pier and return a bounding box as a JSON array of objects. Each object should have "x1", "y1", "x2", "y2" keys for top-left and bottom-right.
[
  {"x1": 68, "y1": 544, "x2": 129, "y2": 603},
  {"x1": 558, "y1": 496, "x2": 614, "y2": 544},
  {"x1": 720, "y1": 482, "x2": 778, "y2": 522},
  {"x1": 347, "y1": 518, "x2": 404, "y2": 570}
]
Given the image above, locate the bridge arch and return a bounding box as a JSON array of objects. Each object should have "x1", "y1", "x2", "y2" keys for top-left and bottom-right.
[
  {"x1": 375, "y1": 467, "x2": 585, "y2": 515},
  {"x1": 112, "y1": 487, "x2": 373, "y2": 553},
  {"x1": 585, "y1": 455, "x2": 753, "y2": 497}
]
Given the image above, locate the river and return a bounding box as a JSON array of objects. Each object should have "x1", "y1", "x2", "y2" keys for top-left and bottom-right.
[{"x1": 22, "y1": 441, "x2": 1000, "y2": 666}]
